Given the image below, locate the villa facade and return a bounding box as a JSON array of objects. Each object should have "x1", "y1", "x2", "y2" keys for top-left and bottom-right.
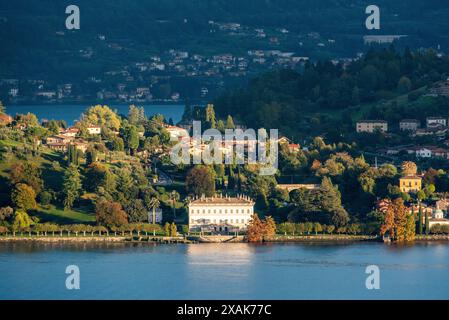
[{"x1": 188, "y1": 195, "x2": 255, "y2": 233}]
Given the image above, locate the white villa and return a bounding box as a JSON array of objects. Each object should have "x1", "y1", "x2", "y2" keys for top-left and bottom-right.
[
  {"x1": 87, "y1": 125, "x2": 102, "y2": 135},
  {"x1": 429, "y1": 206, "x2": 449, "y2": 229},
  {"x1": 188, "y1": 195, "x2": 255, "y2": 233},
  {"x1": 164, "y1": 125, "x2": 189, "y2": 140}
]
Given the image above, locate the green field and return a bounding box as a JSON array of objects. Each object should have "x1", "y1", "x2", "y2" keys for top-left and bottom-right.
[{"x1": 32, "y1": 205, "x2": 96, "y2": 225}]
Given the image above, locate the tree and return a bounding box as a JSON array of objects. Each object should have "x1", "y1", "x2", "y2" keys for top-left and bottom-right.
[
  {"x1": 217, "y1": 120, "x2": 225, "y2": 133},
  {"x1": 397, "y1": 76, "x2": 412, "y2": 93},
  {"x1": 417, "y1": 205, "x2": 423, "y2": 235},
  {"x1": 305, "y1": 222, "x2": 313, "y2": 235},
  {"x1": 0, "y1": 207, "x2": 13, "y2": 221},
  {"x1": 170, "y1": 223, "x2": 177, "y2": 237},
  {"x1": 85, "y1": 147, "x2": 97, "y2": 165},
  {"x1": 9, "y1": 162, "x2": 43, "y2": 194},
  {"x1": 95, "y1": 200, "x2": 128, "y2": 228},
  {"x1": 247, "y1": 214, "x2": 265, "y2": 242},
  {"x1": 226, "y1": 115, "x2": 235, "y2": 129},
  {"x1": 81, "y1": 105, "x2": 121, "y2": 131},
  {"x1": 313, "y1": 222, "x2": 323, "y2": 235},
  {"x1": 331, "y1": 208, "x2": 350, "y2": 228},
  {"x1": 84, "y1": 163, "x2": 116, "y2": 194},
  {"x1": 205, "y1": 104, "x2": 216, "y2": 129},
  {"x1": 62, "y1": 164, "x2": 82, "y2": 210},
  {"x1": 405, "y1": 213, "x2": 416, "y2": 241},
  {"x1": 186, "y1": 165, "x2": 216, "y2": 197},
  {"x1": 417, "y1": 190, "x2": 427, "y2": 202},
  {"x1": 264, "y1": 216, "x2": 276, "y2": 239},
  {"x1": 67, "y1": 144, "x2": 81, "y2": 166},
  {"x1": 424, "y1": 184, "x2": 436, "y2": 197},
  {"x1": 170, "y1": 190, "x2": 180, "y2": 219},
  {"x1": 379, "y1": 198, "x2": 414, "y2": 242},
  {"x1": 121, "y1": 125, "x2": 140, "y2": 155},
  {"x1": 164, "y1": 222, "x2": 171, "y2": 236},
  {"x1": 425, "y1": 208, "x2": 430, "y2": 235},
  {"x1": 12, "y1": 210, "x2": 32, "y2": 233},
  {"x1": 401, "y1": 161, "x2": 417, "y2": 176},
  {"x1": 128, "y1": 105, "x2": 146, "y2": 125},
  {"x1": 0, "y1": 100, "x2": 4, "y2": 114},
  {"x1": 148, "y1": 197, "x2": 160, "y2": 225},
  {"x1": 11, "y1": 183, "x2": 37, "y2": 211},
  {"x1": 125, "y1": 199, "x2": 147, "y2": 223}
]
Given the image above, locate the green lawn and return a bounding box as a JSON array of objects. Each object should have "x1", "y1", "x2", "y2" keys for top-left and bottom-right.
[{"x1": 32, "y1": 205, "x2": 96, "y2": 225}]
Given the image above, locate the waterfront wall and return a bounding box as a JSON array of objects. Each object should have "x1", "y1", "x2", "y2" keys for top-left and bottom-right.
[
  {"x1": 0, "y1": 236, "x2": 127, "y2": 243},
  {"x1": 416, "y1": 235, "x2": 449, "y2": 241},
  {"x1": 267, "y1": 235, "x2": 378, "y2": 242}
]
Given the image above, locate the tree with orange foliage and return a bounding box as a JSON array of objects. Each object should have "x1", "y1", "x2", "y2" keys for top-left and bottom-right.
[
  {"x1": 379, "y1": 198, "x2": 415, "y2": 242},
  {"x1": 263, "y1": 216, "x2": 277, "y2": 240},
  {"x1": 247, "y1": 214, "x2": 277, "y2": 242},
  {"x1": 247, "y1": 214, "x2": 265, "y2": 242},
  {"x1": 95, "y1": 199, "x2": 128, "y2": 228}
]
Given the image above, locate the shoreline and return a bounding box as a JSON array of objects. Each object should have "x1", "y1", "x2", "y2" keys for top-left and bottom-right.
[{"x1": 1, "y1": 234, "x2": 448, "y2": 244}]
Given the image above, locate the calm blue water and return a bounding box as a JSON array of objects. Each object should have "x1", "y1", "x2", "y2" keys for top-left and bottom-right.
[
  {"x1": 0, "y1": 242, "x2": 448, "y2": 300},
  {"x1": 5, "y1": 104, "x2": 185, "y2": 125}
]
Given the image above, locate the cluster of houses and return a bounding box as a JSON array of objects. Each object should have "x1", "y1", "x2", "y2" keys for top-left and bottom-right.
[
  {"x1": 44, "y1": 125, "x2": 101, "y2": 153},
  {"x1": 356, "y1": 117, "x2": 449, "y2": 135},
  {"x1": 382, "y1": 145, "x2": 449, "y2": 159},
  {"x1": 357, "y1": 117, "x2": 449, "y2": 159},
  {"x1": 164, "y1": 124, "x2": 300, "y2": 157}
]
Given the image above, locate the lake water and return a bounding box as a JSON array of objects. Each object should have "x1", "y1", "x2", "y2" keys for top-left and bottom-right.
[
  {"x1": 1, "y1": 242, "x2": 448, "y2": 300},
  {"x1": 5, "y1": 104, "x2": 185, "y2": 125}
]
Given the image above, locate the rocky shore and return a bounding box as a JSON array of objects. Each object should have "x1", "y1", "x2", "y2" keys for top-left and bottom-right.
[
  {"x1": 415, "y1": 235, "x2": 449, "y2": 241},
  {"x1": 0, "y1": 236, "x2": 127, "y2": 243},
  {"x1": 267, "y1": 235, "x2": 378, "y2": 242}
]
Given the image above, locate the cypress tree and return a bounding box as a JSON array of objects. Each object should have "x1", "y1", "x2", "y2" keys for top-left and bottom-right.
[
  {"x1": 418, "y1": 205, "x2": 423, "y2": 235},
  {"x1": 425, "y1": 208, "x2": 430, "y2": 235}
]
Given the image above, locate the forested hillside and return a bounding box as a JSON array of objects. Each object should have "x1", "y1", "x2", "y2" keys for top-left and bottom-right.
[
  {"x1": 1, "y1": 0, "x2": 449, "y2": 81},
  {"x1": 214, "y1": 47, "x2": 449, "y2": 140}
]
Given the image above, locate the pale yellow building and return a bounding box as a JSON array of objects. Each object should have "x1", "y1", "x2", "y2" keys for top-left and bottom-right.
[
  {"x1": 399, "y1": 176, "x2": 422, "y2": 193},
  {"x1": 356, "y1": 120, "x2": 388, "y2": 133}
]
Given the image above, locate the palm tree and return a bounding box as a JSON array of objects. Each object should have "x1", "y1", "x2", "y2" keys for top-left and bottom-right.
[
  {"x1": 148, "y1": 197, "x2": 160, "y2": 226},
  {"x1": 170, "y1": 190, "x2": 180, "y2": 220}
]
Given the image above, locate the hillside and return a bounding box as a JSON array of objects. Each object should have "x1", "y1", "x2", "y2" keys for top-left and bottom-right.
[
  {"x1": 1, "y1": 0, "x2": 449, "y2": 81},
  {"x1": 213, "y1": 47, "x2": 449, "y2": 141}
]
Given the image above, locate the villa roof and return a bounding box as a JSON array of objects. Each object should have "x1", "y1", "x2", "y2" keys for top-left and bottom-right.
[
  {"x1": 357, "y1": 120, "x2": 387, "y2": 123},
  {"x1": 400, "y1": 175, "x2": 422, "y2": 180},
  {"x1": 189, "y1": 195, "x2": 254, "y2": 206}
]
